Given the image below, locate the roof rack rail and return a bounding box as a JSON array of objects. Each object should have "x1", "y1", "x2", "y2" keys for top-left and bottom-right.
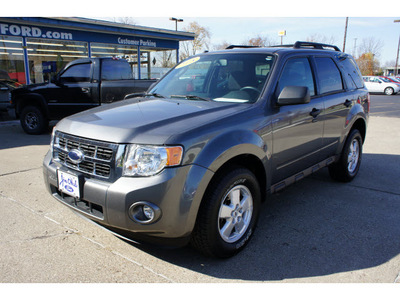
[
  {"x1": 225, "y1": 45, "x2": 260, "y2": 49},
  {"x1": 271, "y1": 41, "x2": 341, "y2": 52}
]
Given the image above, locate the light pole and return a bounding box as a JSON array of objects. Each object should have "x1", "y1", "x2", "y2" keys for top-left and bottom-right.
[{"x1": 170, "y1": 17, "x2": 183, "y2": 31}]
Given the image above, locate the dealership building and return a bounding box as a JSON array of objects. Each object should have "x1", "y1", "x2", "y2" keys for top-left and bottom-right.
[{"x1": 0, "y1": 17, "x2": 195, "y2": 85}]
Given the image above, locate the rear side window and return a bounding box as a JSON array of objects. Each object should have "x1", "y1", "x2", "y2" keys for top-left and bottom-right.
[
  {"x1": 341, "y1": 57, "x2": 365, "y2": 89},
  {"x1": 315, "y1": 57, "x2": 343, "y2": 94},
  {"x1": 101, "y1": 60, "x2": 133, "y2": 80}
]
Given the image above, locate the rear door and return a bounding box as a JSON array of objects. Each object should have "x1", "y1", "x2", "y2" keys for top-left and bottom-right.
[
  {"x1": 271, "y1": 56, "x2": 324, "y2": 183},
  {"x1": 313, "y1": 56, "x2": 350, "y2": 158}
]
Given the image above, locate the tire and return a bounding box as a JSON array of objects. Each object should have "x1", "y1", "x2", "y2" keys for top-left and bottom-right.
[
  {"x1": 384, "y1": 87, "x2": 394, "y2": 95},
  {"x1": 191, "y1": 167, "x2": 261, "y2": 258},
  {"x1": 20, "y1": 105, "x2": 49, "y2": 135},
  {"x1": 329, "y1": 129, "x2": 363, "y2": 182}
]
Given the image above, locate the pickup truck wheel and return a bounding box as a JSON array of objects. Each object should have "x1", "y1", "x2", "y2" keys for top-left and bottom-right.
[
  {"x1": 329, "y1": 129, "x2": 362, "y2": 182},
  {"x1": 191, "y1": 167, "x2": 261, "y2": 258},
  {"x1": 384, "y1": 87, "x2": 394, "y2": 95},
  {"x1": 20, "y1": 106, "x2": 49, "y2": 135}
]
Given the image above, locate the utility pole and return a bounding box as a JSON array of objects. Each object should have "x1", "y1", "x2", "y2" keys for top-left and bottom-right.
[
  {"x1": 395, "y1": 20, "x2": 400, "y2": 75},
  {"x1": 343, "y1": 17, "x2": 349, "y2": 52}
]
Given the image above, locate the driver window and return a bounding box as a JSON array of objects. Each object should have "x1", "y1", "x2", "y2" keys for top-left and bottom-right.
[
  {"x1": 60, "y1": 63, "x2": 91, "y2": 83},
  {"x1": 277, "y1": 57, "x2": 315, "y2": 96}
]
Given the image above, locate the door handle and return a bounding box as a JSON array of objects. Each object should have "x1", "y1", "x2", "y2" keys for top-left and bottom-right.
[
  {"x1": 344, "y1": 99, "x2": 352, "y2": 107},
  {"x1": 81, "y1": 87, "x2": 90, "y2": 93},
  {"x1": 310, "y1": 108, "x2": 321, "y2": 118}
]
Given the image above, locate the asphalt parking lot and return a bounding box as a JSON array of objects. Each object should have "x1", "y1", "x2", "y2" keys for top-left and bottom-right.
[{"x1": 0, "y1": 95, "x2": 400, "y2": 285}]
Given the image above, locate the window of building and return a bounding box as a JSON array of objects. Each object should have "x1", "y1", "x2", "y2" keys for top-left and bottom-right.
[
  {"x1": 26, "y1": 38, "x2": 88, "y2": 83},
  {"x1": 0, "y1": 35, "x2": 26, "y2": 85},
  {"x1": 315, "y1": 57, "x2": 344, "y2": 94},
  {"x1": 91, "y1": 42, "x2": 138, "y2": 78},
  {"x1": 140, "y1": 48, "x2": 176, "y2": 79}
]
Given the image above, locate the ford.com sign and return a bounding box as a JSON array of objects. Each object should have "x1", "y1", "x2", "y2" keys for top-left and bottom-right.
[{"x1": 0, "y1": 23, "x2": 73, "y2": 40}]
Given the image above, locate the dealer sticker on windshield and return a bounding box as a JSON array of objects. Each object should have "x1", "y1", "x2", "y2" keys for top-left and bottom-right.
[
  {"x1": 175, "y1": 57, "x2": 200, "y2": 69},
  {"x1": 58, "y1": 170, "x2": 80, "y2": 198}
]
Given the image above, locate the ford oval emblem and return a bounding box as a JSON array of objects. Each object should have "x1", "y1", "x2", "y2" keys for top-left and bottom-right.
[{"x1": 68, "y1": 149, "x2": 85, "y2": 164}]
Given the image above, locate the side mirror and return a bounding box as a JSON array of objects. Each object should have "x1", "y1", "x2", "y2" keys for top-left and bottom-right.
[
  {"x1": 277, "y1": 86, "x2": 310, "y2": 106},
  {"x1": 51, "y1": 76, "x2": 59, "y2": 84}
]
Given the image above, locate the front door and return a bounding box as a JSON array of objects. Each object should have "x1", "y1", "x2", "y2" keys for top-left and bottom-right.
[
  {"x1": 45, "y1": 62, "x2": 99, "y2": 119},
  {"x1": 271, "y1": 56, "x2": 324, "y2": 184}
]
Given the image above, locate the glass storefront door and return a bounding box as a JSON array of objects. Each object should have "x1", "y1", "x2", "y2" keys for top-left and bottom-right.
[{"x1": 0, "y1": 35, "x2": 25, "y2": 85}]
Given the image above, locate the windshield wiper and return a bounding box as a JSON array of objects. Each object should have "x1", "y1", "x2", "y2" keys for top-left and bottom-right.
[{"x1": 170, "y1": 95, "x2": 211, "y2": 101}]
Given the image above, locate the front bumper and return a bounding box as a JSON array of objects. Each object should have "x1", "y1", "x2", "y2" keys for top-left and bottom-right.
[{"x1": 43, "y1": 150, "x2": 214, "y2": 245}]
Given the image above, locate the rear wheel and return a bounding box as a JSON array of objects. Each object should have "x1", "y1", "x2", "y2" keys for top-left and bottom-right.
[
  {"x1": 191, "y1": 167, "x2": 261, "y2": 258},
  {"x1": 20, "y1": 105, "x2": 48, "y2": 135},
  {"x1": 329, "y1": 129, "x2": 363, "y2": 182},
  {"x1": 384, "y1": 87, "x2": 394, "y2": 95}
]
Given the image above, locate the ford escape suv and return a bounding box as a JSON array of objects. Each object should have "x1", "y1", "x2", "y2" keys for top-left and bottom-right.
[{"x1": 43, "y1": 42, "x2": 369, "y2": 258}]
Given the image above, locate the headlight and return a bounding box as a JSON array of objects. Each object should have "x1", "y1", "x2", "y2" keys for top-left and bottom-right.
[{"x1": 123, "y1": 145, "x2": 183, "y2": 177}]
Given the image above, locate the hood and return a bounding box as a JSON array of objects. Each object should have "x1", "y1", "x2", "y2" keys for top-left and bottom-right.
[
  {"x1": 55, "y1": 98, "x2": 247, "y2": 144},
  {"x1": 12, "y1": 82, "x2": 49, "y2": 95}
]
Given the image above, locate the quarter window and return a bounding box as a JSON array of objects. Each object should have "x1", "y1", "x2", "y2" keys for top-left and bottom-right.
[
  {"x1": 315, "y1": 57, "x2": 343, "y2": 94},
  {"x1": 342, "y1": 57, "x2": 364, "y2": 89}
]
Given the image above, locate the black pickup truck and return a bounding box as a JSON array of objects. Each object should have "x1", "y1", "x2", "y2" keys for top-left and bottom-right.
[{"x1": 10, "y1": 57, "x2": 156, "y2": 134}]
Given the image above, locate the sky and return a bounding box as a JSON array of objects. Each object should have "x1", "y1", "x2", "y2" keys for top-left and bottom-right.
[
  {"x1": 10, "y1": 0, "x2": 400, "y2": 66},
  {"x1": 111, "y1": 17, "x2": 400, "y2": 66}
]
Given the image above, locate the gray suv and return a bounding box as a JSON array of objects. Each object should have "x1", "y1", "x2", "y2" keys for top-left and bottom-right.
[{"x1": 43, "y1": 42, "x2": 369, "y2": 258}]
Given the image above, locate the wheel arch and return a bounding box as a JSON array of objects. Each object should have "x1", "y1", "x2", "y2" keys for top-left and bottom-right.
[
  {"x1": 350, "y1": 117, "x2": 367, "y2": 144},
  {"x1": 209, "y1": 154, "x2": 267, "y2": 203},
  {"x1": 15, "y1": 93, "x2": 48, "y2": 118}
]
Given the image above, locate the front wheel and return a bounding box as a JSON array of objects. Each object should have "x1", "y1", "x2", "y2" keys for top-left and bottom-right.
[
  {"x1": 191, "y1": 167, "x2": 261, "y2": 258},
  {"x1": 20, "y1": 105, "x2": 48, "y2": 135},
  {"x1": 329, "y1": 129, "x2": 363, "y2": 182}
]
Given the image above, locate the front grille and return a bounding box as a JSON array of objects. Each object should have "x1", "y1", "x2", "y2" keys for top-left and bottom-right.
[{"x1": 53, "y1": 132, "x2": 119, "y2": 179}]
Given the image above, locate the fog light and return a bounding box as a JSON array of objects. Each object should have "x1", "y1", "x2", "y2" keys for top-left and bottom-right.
[
  {"x1": 143, "y1": 205, "x2": 155, "y2": 220},
  {"x1": 129, "y1": 202, "x2": 161, "y2": 224}
]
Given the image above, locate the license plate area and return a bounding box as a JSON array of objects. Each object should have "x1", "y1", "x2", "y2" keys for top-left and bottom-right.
[{"x1": 58, "y1": 170, "x2": 81, "y2": 199}]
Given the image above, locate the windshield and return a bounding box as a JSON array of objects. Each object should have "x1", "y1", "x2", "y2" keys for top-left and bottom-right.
[{"x1": 149, "y1": 53, "x2": 275, "y2": 103}]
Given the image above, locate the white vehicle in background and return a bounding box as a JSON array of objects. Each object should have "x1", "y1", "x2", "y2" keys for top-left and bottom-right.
[{"x1": 363, "y1": 76, "x2": 400, "y2": 95}]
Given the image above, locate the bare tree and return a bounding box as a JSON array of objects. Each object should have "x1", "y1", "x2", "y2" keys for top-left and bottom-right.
[
  {"x1": 180, "y1": 22, "x2": 211, "y2": 60},
  {"x1": 112, "y1": 17, "x2": 136, "y2": 25},
  {"x1": 213, "y1": 41, "x2": 231, "y2": 51},
  {"x1": 358, "y1": 37, "x2": 384, "y2": 58},
  {"x1": 306, "y1": 34, "x2": 336, "y2": 45},
  {"x1": 244, "y1": 35, "x2": 276, "y2": 47}
]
